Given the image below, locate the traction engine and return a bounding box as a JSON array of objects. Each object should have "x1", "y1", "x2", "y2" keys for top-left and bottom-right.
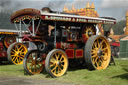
[{"x1": 8, "y1": 8, "x2": 116, "y2": 77}]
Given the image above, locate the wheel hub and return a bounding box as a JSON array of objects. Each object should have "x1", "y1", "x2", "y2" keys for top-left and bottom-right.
[
  {"x1": 97, "y1": 49, "x2": 103, "y2": 57},
  {"x1": 88, "y1": 31, "x2": 93, "y2": 36},
  {"x1": 15, "y1": 52, "x2": 20, "y2": 56}
]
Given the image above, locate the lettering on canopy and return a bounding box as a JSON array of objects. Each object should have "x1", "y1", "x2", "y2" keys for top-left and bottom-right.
[
  {"x1": 42, "y1": 15, "x2": 115, "y2": 24},
  {"x1": 44, "y1": 16, "x2": 87, "y2": 22}
]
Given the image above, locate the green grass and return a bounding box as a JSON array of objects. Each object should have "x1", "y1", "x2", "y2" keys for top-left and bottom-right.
[{"x1": 0, "y1": 59, "x2": 128, "y2": 85}]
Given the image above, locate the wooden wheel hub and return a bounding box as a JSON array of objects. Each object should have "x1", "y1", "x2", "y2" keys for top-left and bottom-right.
[{"x1": 97, "y1": 49, "x2": 103, "y2": 56}]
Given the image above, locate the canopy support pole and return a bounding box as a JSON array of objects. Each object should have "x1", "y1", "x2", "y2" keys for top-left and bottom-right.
[
  {"x1": 54, "y1": 22, "x2": 57, "y2": 48},
  {"x1": 32, "y1": 19, "x2": 35, "y2": 36}
]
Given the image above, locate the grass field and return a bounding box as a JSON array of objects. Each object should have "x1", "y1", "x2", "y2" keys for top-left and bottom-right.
[{"x1": 0, "y1": 59, "x2": 128, "y2": 85}]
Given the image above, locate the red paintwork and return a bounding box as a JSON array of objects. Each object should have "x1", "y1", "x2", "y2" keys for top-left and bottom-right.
[
  {"x1": 82, "y1": 34, "x2": 87, "y2": 42},
  {"x1": 65, "y1": 49, "x2": 84, "y2": 59},
  {"x1": 110, "y1": 42, "x2": 120, "y2": 47},
  {"x1": 75, "y1": 49, "x2": 83, "y2": 58},
  {"x1": 22, "y1": 34, "x2": 33, "y2": 41},
  {"x1": 0, "y1": 52, "x2": 7, "y2": 58},
  {"x1": 69, "y1": 44, "x2": 76, "y2": 49},
  {"x1": 56, "y1": 42, "x2": 77, "y2": 49},
  {"x1": 0, "y1": 42, "x2": 7, "y2": 58},
  {"x1": 56, "y1": 43, "x2": 61, "y2": 48},
  {"x1": 65, "y1": 49, "x2": 74, "y2": 59}
]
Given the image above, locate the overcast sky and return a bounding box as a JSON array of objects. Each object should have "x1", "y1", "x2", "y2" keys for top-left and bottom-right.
[{"x1": 0, "y1": 0, "x2": 128, "y2": 21}]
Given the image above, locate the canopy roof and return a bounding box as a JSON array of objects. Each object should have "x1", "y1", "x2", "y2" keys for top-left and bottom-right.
[{"x1": 11, "y1": 8, "x2": 116, "y2": 25}]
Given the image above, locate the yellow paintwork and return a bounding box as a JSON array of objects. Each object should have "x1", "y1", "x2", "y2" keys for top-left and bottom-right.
[
  {"x1": 49, "y1": 51, "x2": 68, "y2": 77},
  {"x1": 0, "y1": 32, "x2": 16, "y2": 34},
  {"x1": 91, "y1": 36, "x2": 111, "y2": 70},
  {"x1": 26, "y1": 51, "x2": 44, "y2": 74},
  {"x1": 83, "y1": 26, "x2": 95, "y2": 39},
  {"x1": 10, "y1": 43, "x2": 27, "y2": 64}
]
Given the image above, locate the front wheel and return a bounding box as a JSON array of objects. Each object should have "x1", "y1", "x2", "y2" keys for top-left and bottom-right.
[
  {"x1": 23, "y1": 50, "x2": 45, "y2": 75},
  {"x1": 85, "y1": 35, "x2": 111, "y2": 70},
  {"x1": 45, "y1": 49, "x2": 68, "y2": 78},
  {"x1": 7, "y1": 42, "x2": 28, "y2": 65}
]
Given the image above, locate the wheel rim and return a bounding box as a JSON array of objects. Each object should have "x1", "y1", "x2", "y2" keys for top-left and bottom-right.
[
  {"x1": 4, "y1": 36, "x2": 16, "y2": 48},
  {"x1": 49, "y1": 51, "x2": 68, "y2": 77},
  {"x1": 91, "y1": 36, "x2": 111, "y2": 70},
  {"x1": 83, "y1": 26, "x2": 96, "y2": 39},
  {"x1": 10, "y1": 43, "x2": 27, "y2": 64},
  {"x1": 26, "y1": 51, "x2": 44, "y2": 74}
]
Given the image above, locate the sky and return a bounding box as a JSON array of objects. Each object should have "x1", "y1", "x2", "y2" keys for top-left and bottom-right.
[{"x1": 0, "y1": 0, "x2": 128, "y2": 21}]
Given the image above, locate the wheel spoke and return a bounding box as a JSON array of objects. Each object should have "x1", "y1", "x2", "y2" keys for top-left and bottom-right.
[
  {"x1": 34, "y1": 64, "x2": 37, "y2": 72},
  {"x1": 28, "y1": 57, "x2": 33, "y2": 60},
  {"x1": 12, "y1": 56, "x2": 16, "y2": 61},
  {"x1": 19, "y1": 46, "x2": 23, "y2": 50},
  {"x1": 58, "y1": 66, "x2": 62, "y2": 71},
  {"x1": 94, "y1": 42, "x2": 98, "y2": 48},
  {"x1": 50, "y1": 58, "x2": 56, "y2": 64},
  {"x1": 55, "y1": 54, "x2": 58, "y2": 60},
  {"x1": 102, "y1": 47, "x2": 108, "y2": 51},
  {"x1": 93, "y1": 57, "x2": 98, "y2": 64},
  {"x1": 30, "y1": 64, "x2": 33, "y2": 71},
  {"x1": 91, "y1": 49, "x2": 97, "y2": 55},
  {"x1": 95, "y1": 58, "x2": 100, "y2": 67},
  {"x1": 13, "y1": 56, "x2": 17, "y2": 62},
  {"x1": 96, "y1": 39, "x2": 100, "y2": 48},
  {"x1": 57, "y1": 66, "x2": 61, "y2": 73},
  {"x1": 100, "y1": 56, "x2": 104, "y2": 62},
  {"x1": 92, "y1": 54, "x2": 97, "y2": 58},
  {"x1": 28, "y1": 59, "x2": 32, "y2": 63},
  {"x1": 51, "y1": 66, "x2": 57, "y2": 73},
  {"x1": 15, "y1": 45, "x2": 19, "y2": 51},
  {"x1": 11, "y1": 51, "x2": 15, "y2": 54},
  {"x1": 59, "y1": 56, "x2": 63, "y2": 61},
  {"x1": 16, "y1": 57, "x2": 19, "y2": 63},
  {"x1": 50, "y1": 63, "x2": 55, "y2": 67},
  {"x1": 19, "y1": 56, "x2": 24, "y2": 60},
  {"x1": 11, "y1": 49, "x2": 16, "y2": 53}
]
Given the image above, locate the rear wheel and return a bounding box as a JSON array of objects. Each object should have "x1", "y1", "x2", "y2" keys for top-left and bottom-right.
[
  {"x1": 7, "y1": 42, "x2": 28, "y2": 65},
  {"x1": 85, "y1": 35, "x2": 111, "y2": 70},
  {"x1": 45, "y1": 49, "x2": 68, "y2": 78},
  {"x1": 23, "y1": 50, "x2": 45, "y2": 75}
]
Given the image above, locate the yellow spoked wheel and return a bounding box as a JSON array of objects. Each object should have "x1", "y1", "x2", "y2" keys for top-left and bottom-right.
[
  {"x1": 45, "y1": 49, "x2": 68, "y2": 78},
  {"x1": 23, "y1": 50, "x2": 44, "y2": 75},
  {"x1": 85, "y1": 35, "x2": 111, "y2": 70},
  {"x1": 7, "y1": 42, "x2": 28, "y2": 65},
  {"x1": 4, "y1": 36, "x2": 16, "y2": 49},
  {"x1": 83, "y1": 25, "x2": 96, "y2": 39}
]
